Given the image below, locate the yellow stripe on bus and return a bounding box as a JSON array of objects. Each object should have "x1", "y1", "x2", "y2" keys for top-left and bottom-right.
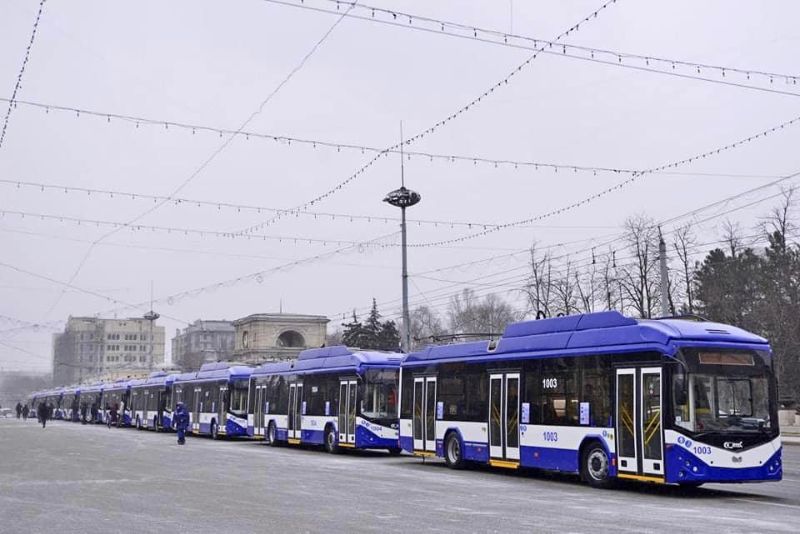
[
  {"x1": 616, "y1": 473, "x2": 665, "y2": 483},
  {"x1": 489, "y1": 459, "x2": 520, "y2": 469}
]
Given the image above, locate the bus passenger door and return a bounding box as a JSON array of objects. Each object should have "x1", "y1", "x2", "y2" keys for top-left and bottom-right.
[
  {"x1": 218, "y1": 385, "x2": 228, "y2": 434},
  {"x1": 338, "y1": 380, "x2": 357, "y2": 446},
  {"x1": 615, "y1": 367, "x2": 664, "y2": 480},
  {"x1": 192, "y1": 387, "x2": 201, "y2": 433},
  {"x1": 254, "y1": 385, "x2": 265, "y2": 437},
  {"x1": 412, "y1": 377, "x2": 437, "y2": 453},
  {"x1": 489, "y1": 373, "x2": 520, "y2": 463},
  {"x1": 288, "y1": 383, "x2": 303, "y2": 441},
  {"x1": 142, "y1": 389, "x2": 150, "y2": 426}
]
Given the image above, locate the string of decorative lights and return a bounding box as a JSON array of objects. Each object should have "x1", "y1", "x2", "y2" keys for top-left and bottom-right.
[
  {"x1": 39, "y1": 5, "x2": 355, "y2": 322},
  {"x1": 236, "y1": 0, "x2": 621, "y2": 234},
  {"x1": 91, "y1": 230, "x2": 401, "y2": 318},
  {"x1": 267, "y1": 0, "x2": 800, "y2": 97},
  {"x1": 0, "y1": 97, "x2": 640, "y2": 179},
  {"x1": 0, "y1": 259, "x2": 189, "y2": 325},
  {"x1": 381, "y1": 230, "x2": 795, "y2": 323},
  {"x1": 410, "y1": 170, "x2": 800, "y2": 280},
  {"x1": 0, "y1": 207, "x2": 402, "y2": 248},
  {"x1": 0, "y1": 225, "x2": 399, "y2": 270},
  {"x1": 0, "y1": 0, "x2": 47, "y2": 150},
  {"x1": 337, "y1": 173, "x2": 800, "y2": 318},
  {"x1": 409, "y1": 114, "x2": 800, "y2": 248},
  {"x1": 0, "y1": 177, "x2": 621, "y2": 232}
]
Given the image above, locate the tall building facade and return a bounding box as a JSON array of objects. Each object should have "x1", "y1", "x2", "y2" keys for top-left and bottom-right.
[
  {"x1": 232, "y1": 313, "x2": 329, "y2": 364},
  {"x1": 52, "y1": 316, "x2": 165, "y2": 386},
  {"x1": 171, "y1": 319, "x2": 235, "y2": 371}
]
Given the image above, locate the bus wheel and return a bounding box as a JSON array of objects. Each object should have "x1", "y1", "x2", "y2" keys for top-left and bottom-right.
[
  {"x1": 582, "y1": 442, "x2": 613, "y2": 489},
  {"x1": 387, "y1": 447, "x2": 402, "y2": 456},
  {"x1": 325, "y1": 428, "x2": 339, "y2": 454},
  {"x1": 444, "y1": 432, "x2": 465, "y2": 469},
  {"x1": 268, "y1": 422, "x2": 279, "y2": 447},
  {"x1": 211, "y1": 421, "x2": 219, "y2": 440}
]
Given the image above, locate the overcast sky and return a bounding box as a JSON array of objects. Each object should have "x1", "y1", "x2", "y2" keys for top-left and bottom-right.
[{"x1": 1, "y1": 0, "x2": 799, "y2": 373}]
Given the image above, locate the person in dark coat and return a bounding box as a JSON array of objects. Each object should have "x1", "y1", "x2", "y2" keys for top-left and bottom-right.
[
  {"x1": 109, "y1": 403, "x2": 119, "y2": 428},
  {"x1": 80, "y1": 402, "x2": 88, "y2": 424},
  {"x1": 22, "y1": 404, "x2": 29, "y2": 419},
  {"x1": 90, "y1": 402, "x2": 98, "y2": 424},
  {"x1": 174, "y1": 402, "x2": 189, "y2": 445},
  {"x1": 37, "y1": 402, "x2": 49, "y2": 429},
  {"x1": 15, "y1": 402, "x2": 22, "y2": 419}
]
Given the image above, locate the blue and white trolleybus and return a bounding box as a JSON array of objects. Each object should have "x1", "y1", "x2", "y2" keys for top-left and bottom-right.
[
  {"x1": 399, "y1": 311, "x2": 781, "y2": 487},
  {"x1": 248, "y1": 346, "x2": 403, "y2": 453}
]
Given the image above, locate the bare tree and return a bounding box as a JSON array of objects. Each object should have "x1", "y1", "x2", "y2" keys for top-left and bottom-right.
[
  {"x1": 761, "y1": 187, "x2": 797, "y2": 254},
  {"x1": 409, "y1": 305, "x2": 446, "y2": 348},
  {"x1": 522, "y1": 243, "x2": 556, "y2": 317},
  {"x1": 326, "y1": 327, "x2": 343, "y2": 347},
  {"x1": 552, "y1": 257, "x2": 578, "y2": 315},
  {"x1": 448, "y1": 289, "x2": 519, "y2": 337},
  {"x1": 618, "y1": 215, "x2": 660, "y2": 318},
  {"x1": 673, "y1": 225, "x2": 697, "y2": 314},
  {"x1": 721, "y1": 219, "x2": 743, "y2": 258}
]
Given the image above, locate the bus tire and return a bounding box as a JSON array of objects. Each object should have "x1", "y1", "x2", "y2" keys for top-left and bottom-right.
[
  {"x1": 268, "y1": 422, "x2": 279, "y2": 447},
  {"x1": 582, "y1": 441, "x2": 613, "y2": 489},
  {"x1": 325, "y1": 427, "x2": 339, "y2": 454},
  {"x1": 211, "y1": 421, "x2": 220, "y2": 440},
  {"x1": 444, "y1": 432, "x2": 465, "y2": 469},
  {"x1": 387, "y1": 447, "x2": 402, "y2": 456}
]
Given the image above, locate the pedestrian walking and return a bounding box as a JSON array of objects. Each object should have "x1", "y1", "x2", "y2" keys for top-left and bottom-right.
[
  {"x1": 174, "y1": 402, "x2": 189, "y2": 445},
  {"x1": 22, "y1": 404, "x2": 29, "y2": 419},
  {"x1": 15, "y1": 402, "x2": 22, "y2": 419},
  {"x1": 37, "y1": 402, "x2": 49, "y2": 429},
  {"x1": 90, "y1": 402, "x2": 98, "y2": 424},
  {"x1": 80, "y1": 402, "x2": 88, "y2": 424}
]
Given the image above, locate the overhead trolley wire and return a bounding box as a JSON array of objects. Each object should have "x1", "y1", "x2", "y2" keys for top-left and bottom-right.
[
  {"x1": 0, "y1": 0, "x2": 48, "y2": 151},
  {"x1": 40, "y1": 4, "x2": 355, "y2": 320},
  {"x1": 236, "y1": 0, "x2": 622, "y2": 234}
]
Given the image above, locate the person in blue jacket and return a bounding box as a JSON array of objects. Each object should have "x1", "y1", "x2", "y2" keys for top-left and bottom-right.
[{"x1": 174, "y1": 402, "x2": 190, "y2": 445}]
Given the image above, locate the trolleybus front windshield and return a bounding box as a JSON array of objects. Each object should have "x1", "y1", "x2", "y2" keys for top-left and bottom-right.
[
  {"x1": 361, "y1": 369, "x2": 398, "y2": 420},
  {"x1": 672, "y1": 349, "x2": 774, "y2": 433}
]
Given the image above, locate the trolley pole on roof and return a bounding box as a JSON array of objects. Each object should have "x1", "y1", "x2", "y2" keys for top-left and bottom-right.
[{"x1": 383, "y1": 122, "x2": 421, "y2": 352}]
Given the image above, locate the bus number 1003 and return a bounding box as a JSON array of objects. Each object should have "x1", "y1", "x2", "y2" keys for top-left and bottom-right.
[
  {"x1": 542, "y1": 378, "x2": 558, "y2": 389},
  {"x1": 543, "y1": 431, "x2": 559, "y2": 442}
]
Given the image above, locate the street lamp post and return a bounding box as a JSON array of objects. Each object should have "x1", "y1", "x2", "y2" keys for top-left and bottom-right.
[
  {"x1": 383, "y1": 182, "x2": 421, "y2": 352},
  {"x1": 144, "y1": 310, "x2": 159, "y2": 370}
]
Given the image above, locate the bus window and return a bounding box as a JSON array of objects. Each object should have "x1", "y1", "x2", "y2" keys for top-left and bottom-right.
[
  {"x1": 538, "y1": 360, "x2": 578, "y2": 425},
  {"x1": 230, "y1": 385, "x2": 248, "y2": 415},
  {"x1": 362, "y1": 370, "x2": 398, "y2": 420},
  {"x1": 580, "y1": 357, "x2": 611, "y2": 427}
]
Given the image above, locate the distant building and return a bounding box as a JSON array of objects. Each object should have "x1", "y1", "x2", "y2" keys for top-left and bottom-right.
[
  {"x1": 232, "y1": 313, "x2": 329, "y2": 364},
  {"x1": 171, "y1": 319, "x2": 235, "y2": 371},
  {"x1": 52, "y1": 316, "x2": 165, "y2": 386}
]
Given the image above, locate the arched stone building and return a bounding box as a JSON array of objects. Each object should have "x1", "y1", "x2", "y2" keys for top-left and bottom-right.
[{"x1": 232, "y1": 313, "x2": 329, "y2": 364}]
